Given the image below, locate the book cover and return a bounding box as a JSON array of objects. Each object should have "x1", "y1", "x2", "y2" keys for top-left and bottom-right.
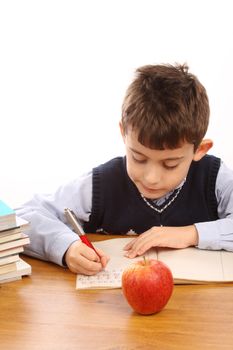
[
  {"x1": 0, "y1": 261, "x2": 17, "y2": 275},
  {"x1": 0, "y1": 254, "x2": 20, "y2": 266},
  {"x1": 0, "y1": 234, "x2": 30, "y2": 252},
  {"x1": 0, "y1": 215, "x2": 29, "y2": 234},
  {"x1": 0, "y1": 232, "x2": 23, "y2": 244},
  {"x1": 0, "y1": 227, "x2": 22, "y2": 237},
  {"x1": 0, "y1": 200, "x2": 15, "y2": 217},
  {"x1": 0, "y1": 200, "x2": 16, "y2": 230},
  {"x1": 0, "y1": 258, "x2": 31, "y2": 283},
  {"x1": 0, "y1": 246, "x2": 24, "y2": 258}
]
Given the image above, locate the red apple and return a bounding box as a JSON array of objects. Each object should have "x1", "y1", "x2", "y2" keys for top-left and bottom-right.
[{"x1": 122, "y1": 258, "x2": 173, "y2": 315}]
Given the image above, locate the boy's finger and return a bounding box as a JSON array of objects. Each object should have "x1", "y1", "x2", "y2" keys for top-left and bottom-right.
[
  {"x1": 81, "y1": 244, "x2": 101, "y2": 262},
  {"x1": 124, "y1": 250, "x2": 137, "y2": 258},
  {"x1": 90, "y1": 246, "x2": 109, "y2": 268},
  {"x1": 77, "y1": 254, "x2": 103, "y2": 273},
  {"x1": 94, "y1": 246, "x2": 105, "y2": 256},
  {"x1": 123, "y1": 239, "x2": 136, "y2": 250},
  {"x1": 100, "y1": 255, "x2": 110, "y2": 268}
]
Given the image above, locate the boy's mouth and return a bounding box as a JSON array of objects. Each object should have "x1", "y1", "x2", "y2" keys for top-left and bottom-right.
[{"x1": 140, "y1": 183, "x2": 164, "y2": 196}]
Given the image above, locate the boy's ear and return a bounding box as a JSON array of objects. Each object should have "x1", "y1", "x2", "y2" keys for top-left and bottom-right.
[{"x1": 193, "y1": 139, "x2": 213, "y2": 161}]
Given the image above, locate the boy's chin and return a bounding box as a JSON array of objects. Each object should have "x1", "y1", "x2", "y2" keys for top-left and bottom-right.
[
  {"x1": 142, "y1": 193, "x2": 165, "y2": 200},
  {"x1": 139, "y1": 187, "x2": 168, "y2": 200}
]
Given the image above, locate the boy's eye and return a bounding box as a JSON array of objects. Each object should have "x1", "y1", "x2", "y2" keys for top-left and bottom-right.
[
  {"x1": 163, "y1": 164, "x2": 178, "y2": 170},
  {"x1": 132, "y1": 155, "x2": 146, "y2": 163}
]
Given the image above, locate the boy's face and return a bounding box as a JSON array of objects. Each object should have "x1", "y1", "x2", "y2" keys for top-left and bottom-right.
[{"x1": 122, "y1": 128, "x2": 198, "y2": 199}]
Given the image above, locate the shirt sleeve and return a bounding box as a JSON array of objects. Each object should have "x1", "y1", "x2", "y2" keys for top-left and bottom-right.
[
  {"x1": 15, "y1": 171, "x2": 93, "y2": 266},
  {"x1": 195, "y1": 161, "x2": 233, "y2": 251}
]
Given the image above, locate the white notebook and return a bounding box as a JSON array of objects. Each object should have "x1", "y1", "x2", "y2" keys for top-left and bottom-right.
[{"x1": 76, "y1": 237, "x2": 233, "y2": 290}]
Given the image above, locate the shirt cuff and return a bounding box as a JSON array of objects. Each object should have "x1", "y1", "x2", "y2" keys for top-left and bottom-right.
[
  {"x1": 48, "y1": 232, "x2": 80, "y2": 266},
  {"x1": 195, "y1": 222, "x2": 221, "y2": 250}
]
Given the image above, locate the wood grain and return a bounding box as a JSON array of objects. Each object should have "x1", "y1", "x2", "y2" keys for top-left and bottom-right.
[{"x1": 1, "y1": 235, "x2": 233, "y2": 350}]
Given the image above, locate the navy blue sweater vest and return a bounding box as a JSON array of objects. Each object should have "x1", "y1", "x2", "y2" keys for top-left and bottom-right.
[{"x1": 83, "y1": 155, "x2": 221, "y2": 234}]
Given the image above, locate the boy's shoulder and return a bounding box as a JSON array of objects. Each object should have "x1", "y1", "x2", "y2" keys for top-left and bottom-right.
[
  {"x1": 93, "y1": 156, "x2": 128, "y2": 186},
  {"x1": 188, "y1": 154, "x2": 221, "y2": 180},
  {"x1": 94, "y1": 156, "x2": 126, "y2": 171},
  {"x1": 193, "y1": 154, "x2": 221, "y2": 168}
]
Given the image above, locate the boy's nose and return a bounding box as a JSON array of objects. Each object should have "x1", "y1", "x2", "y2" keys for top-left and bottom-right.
[{"x1": 143, "y1": 167, "x2": 161, "y2": 185}]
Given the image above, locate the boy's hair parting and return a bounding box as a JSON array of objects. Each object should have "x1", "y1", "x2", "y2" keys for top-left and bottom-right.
[{"x1": 121, "y1": 63, "x2": 210, "y2": 151}]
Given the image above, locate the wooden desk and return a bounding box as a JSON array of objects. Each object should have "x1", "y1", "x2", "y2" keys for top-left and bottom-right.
[{"x1": 1, "y1": 235, "x2": 233, "y2": 350}]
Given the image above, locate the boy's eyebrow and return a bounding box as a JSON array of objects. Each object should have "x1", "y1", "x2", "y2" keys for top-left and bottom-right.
[
  {"x1": 129, "y1": 147, "x2": 184, "y2": 161},
  {"x1": 129, "y1": 147, "x2": 145, "y2": 155}
]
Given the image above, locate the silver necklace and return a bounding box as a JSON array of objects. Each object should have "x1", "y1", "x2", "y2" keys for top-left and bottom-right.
[{"x1": 140, "y1": 184, "x2": 184, "y2": 214}]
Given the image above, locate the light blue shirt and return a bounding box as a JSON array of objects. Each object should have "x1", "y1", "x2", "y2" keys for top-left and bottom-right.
[{"x1": 16, "y1": 161, "x2": 233, "y2": 266}]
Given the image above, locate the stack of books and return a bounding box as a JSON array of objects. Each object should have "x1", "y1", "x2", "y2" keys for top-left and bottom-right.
[{"x1": 0, "y1": 200, "x2": 32, "y2": 284}]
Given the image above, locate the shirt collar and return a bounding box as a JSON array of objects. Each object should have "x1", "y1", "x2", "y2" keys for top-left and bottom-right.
[{"x1": 153, "y1": 178, "x2": 186, "y2": 205}]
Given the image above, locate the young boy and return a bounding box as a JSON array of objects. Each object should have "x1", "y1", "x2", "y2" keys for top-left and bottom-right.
[{"x1": 17, "y1": 63, "x2": 233, "y2": 276}]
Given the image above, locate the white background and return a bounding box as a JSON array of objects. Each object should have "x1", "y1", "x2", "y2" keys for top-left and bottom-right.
[{"x1": 0, "y1": 0, "x2": 233, "y2": 207}]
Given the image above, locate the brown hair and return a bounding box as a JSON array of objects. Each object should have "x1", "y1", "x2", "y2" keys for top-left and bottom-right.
[{"x1": 121, "y1": 64, "x2": 210, "y2": 151}]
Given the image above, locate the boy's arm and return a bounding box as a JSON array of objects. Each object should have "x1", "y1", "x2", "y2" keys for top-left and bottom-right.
[
  {"x1": 16, "y1": 172, "x2": 93, "y2": 266},
  {"x1": 196, "y1": 161, "x2": 233, "y2": 251},
  {"x1": 124, "y1": 225, "x2": 198, "y2": 258}
]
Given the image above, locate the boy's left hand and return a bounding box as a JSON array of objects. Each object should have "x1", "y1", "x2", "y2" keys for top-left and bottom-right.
[{"x1": 124, "y1": 225, "x2": 198, "y2": 258}]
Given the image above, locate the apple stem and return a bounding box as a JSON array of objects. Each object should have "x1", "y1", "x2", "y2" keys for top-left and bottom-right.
[{"x1": 143, "y1": 256, "x2": 147, "y2": 265}]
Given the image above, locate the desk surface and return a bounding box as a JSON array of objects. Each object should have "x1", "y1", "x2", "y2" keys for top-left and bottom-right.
[{"x1": 1, "y1": 235, "x2": 233, "y2": 350}]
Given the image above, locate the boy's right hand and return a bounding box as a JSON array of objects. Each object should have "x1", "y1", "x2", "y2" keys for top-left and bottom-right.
[{"x1": 64, "y1": 240, "x2": 109, "y2": 275}]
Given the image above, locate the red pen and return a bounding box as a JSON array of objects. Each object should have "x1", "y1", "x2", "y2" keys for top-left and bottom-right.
[{"x1": 64, "y1": 208, "x2": 101, "y2": 259}]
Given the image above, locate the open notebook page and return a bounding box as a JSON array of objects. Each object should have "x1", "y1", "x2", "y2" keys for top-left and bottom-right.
[
  {"x1": 76, "y1": 237, "x2": 158, "y2": 289},
  {"x1": 157, "y1": 247, "x2": 233, "y2": 283}
]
